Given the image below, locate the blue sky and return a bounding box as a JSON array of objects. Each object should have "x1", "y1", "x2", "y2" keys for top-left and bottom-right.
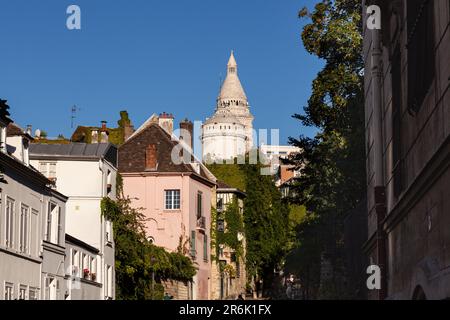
[{"x1": 0, "y1": 0, "x2": 322, "y2": 145}]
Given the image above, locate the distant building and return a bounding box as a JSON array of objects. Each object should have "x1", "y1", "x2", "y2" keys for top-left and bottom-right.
[
  {"x1": 70, "y1": 111, "x2": 135, "y2": 146},
  {"x1": 202, "y1": 51, "x2": 254, "y2": 162},
  {"x1": 0, "y1": 100, "x2": 68, "y2": 300},
  {"x1": 118, "y1": 113, "x2": 217, "y2": 300},
  {"x1": 260, "y1": 144, "x2": 302, "y2": 187},
  {"x1": 211, "y1": 181, "x2": 247, "y2": 300},
  {"x1": 29, "y1": 142, "x2": 118, "y2": 300},
  {"x1": 363, "y1": 0, "x2": 450, "y2": 300}
]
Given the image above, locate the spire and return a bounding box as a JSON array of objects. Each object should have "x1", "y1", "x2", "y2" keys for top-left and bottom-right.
[
  {"x1": 227, "y1": 50, "x2": 237, "y2": 72},
  {"x1": 218, "y1": 51, "x2": 247, "y2": 102}
]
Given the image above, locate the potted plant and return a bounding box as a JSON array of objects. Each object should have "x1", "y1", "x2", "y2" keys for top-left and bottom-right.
[
  {"x1": 91, "y1": 273, "x2": 97, "y2": 282},
  {"x1": 83, "y1": 269, "x2": 90, "y2": 279}
]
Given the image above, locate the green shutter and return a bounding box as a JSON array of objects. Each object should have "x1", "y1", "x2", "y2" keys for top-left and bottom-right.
[{"x1": 203, "y1": 234, "x2": 208, "y2": 261}]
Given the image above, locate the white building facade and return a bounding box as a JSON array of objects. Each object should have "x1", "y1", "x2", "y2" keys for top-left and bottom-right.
[
  {"x1": 29, "y1": 143, "x2": 117, "y2": 300},
  {"x1": 0, "y1": 101, "x2": 68, "y2": 301},
  {"x1": 202, "y1": 51, "x2": 254, "y2": 162}
]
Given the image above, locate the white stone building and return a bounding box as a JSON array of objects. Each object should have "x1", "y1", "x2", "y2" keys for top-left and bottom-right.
[
  {"x1": 29, "y1": 143, "x2": 117, "y2": 300},
  {"x1": 202, "y1": 51, "x2": 254, "y2": 162},
  {"x1": 0, "y1": 101, "x2": 68, "y2": 301}
]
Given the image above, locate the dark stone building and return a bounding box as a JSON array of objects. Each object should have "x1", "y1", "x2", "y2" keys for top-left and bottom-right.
[{"x1": 363, "y1": 0, "x2": 450, "y2": 299}]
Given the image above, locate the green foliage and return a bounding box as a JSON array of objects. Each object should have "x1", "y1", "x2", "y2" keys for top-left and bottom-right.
[
  {"x1": 208, "y1": 160, "x2": 295, "y2": 297},
  {"x1": 286, "y1": 0, "x2": 366, "y2": 299},
  {"x1": 207, "y1": 163, "x2": 246, "y2": 191},
  {"x1": 101, "y1": 175, "x2": 196, "y2": 300},
  {"x1": 216, "y1": 199, "x2": 245, "y2": 260},
  {"x1": 243, "y1": 162, "x2": 291, "y2": 280}
]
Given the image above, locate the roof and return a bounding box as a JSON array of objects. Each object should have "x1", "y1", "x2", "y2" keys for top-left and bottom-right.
[
  {"x1": 29, "y1": 143, "x2": 118, "y2": 167},
  {"x1": 119, "y1": 120, "x2": 216, "y2": 186},
  {"x1": 7, "y1": 123, "x2": 34, "y2": 140},
  {"x1": 218, "y1": 51, "x2": 247, "y2": 102},
  {"x1": 216, "y1": 180, "x2": 246, "y2": 197},
  {"x1": 126, "y1": 113, "x2": 159, "y2": 141},
  {"x1": 65, "y1": 234, "x2": 100, "y2": 254},
  {"x1": 204, "y1": 110, "x2": 245, "y2": 126},
  {"x1": 30, "y1": 143, "x2": 111, "y2": 158}
]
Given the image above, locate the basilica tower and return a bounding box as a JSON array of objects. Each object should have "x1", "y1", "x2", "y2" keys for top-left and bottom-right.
[{"x1": 201, "y1": 51, "x2": 254, "y2": 161}]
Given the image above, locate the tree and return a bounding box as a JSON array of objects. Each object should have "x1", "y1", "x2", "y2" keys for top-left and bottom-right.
[{"x1": 286, "y1": 0, "x2": 366, "y2": 299}]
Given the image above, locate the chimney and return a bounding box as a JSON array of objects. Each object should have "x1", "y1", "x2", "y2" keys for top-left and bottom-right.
[
  {"x1": 101, "y1": 121, "x2": 107, "y2": 130},
  {"x1": 158, "y1": 112, "x2": 174, "y2": 135},
  {"x1": 179, "y1": 118, "x2": 194, "y2": 155},
  {"x1": 124, "y1": 123, "x2": 135, "y2": 141},
  {"x1": 145, "y1": 144, "x2": 158, "y2": 171}
]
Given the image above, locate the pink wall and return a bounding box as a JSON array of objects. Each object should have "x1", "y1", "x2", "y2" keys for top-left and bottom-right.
[{"x1": 122, "y1": 173, "x2": 212, "y2": 300}]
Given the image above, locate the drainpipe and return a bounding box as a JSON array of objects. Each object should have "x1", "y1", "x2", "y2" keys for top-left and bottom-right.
[{"x1": 371, "y1": 27, "x2": 388, "y2": 300}]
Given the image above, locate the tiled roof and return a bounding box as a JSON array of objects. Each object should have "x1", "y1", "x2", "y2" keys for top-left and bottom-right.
[{"x1": 119, "y1": 121, "x2": 215, "y2": 185}]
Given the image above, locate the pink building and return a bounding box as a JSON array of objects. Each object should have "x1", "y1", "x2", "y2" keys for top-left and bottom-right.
[{"x1": 118, "y1": 114, "x2": 216, "y2": 300}]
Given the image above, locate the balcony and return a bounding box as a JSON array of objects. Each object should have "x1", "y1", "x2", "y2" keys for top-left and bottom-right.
[{"x1": 196, "y1": 216, "x2": 206, "y2": 231}]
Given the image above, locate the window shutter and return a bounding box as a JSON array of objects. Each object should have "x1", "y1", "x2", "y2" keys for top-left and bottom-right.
[
  {"x1": 203, "y1": 234, "x2": 208, "y2": 261},
  {"x1": 45, "y1": 278, "x2": 50, "y2": 299},
  {"x1": 57, "y1": 206, "x2": 62, "y2": 245},
  {"x1": 190, "y1": 230, "x2": 196, "y2": 256},
  {"x1": 46, "y1": 203, "x2": 52, "y2": 242}
]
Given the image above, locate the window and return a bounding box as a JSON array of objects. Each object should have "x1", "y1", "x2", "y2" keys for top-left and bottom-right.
[
  {"x1": 5, "y1": 198, "x2": 15, "y2": 248},
  {"x1": 49, "y1": 163, "x2": 56, "y2": 179},
  {"x1": 217, "y1": 219, "x2": 225, "y2": 232},
  {"x1": 407, "y1": 0, "x2": 435, "y2": 113},
  {"x1": 45, "y1": 277, "x2": 58, "y2": 300},
  {"x1": 19, "y1": 205, "x2": 29, "y2": 254},
  {"x1": 39, "y1": 162, "x2": 57, "y2": 179},
  {"x1": 4, "y1": 283, "x2": 14, "y2": 300},
  {"x1": 165, "y1": 190, "x2": 180, "y2": 210},
  {"x1": 197, "y1": 192, "x2": 203, "y2": 219},
  {"x1": 217, "y1": 198, "x2": 223, "y2": 211},
  {"x1": 19, "y1": 285, "x2": 27, "y2": 300},
  {"x1": 45, "y1": 202, "x2": 61, "y2": 245},
  {"x1": 72, "y1": 249, "x2": 80, "y2": 276},
  {"x1": 29, "y1": 288, "x2": 38, "y2": 300},
  {"x1": 203, "y1": 234, "x2": 208, "y2": 262}
]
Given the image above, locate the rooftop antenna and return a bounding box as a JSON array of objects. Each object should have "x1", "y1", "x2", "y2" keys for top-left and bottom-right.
[{"x1": 71, "y1": 105, "x2": 81, "y2": 129}]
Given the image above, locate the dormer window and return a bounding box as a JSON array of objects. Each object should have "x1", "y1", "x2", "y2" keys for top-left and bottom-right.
[{"x1": 229, "y1": 67, "x2": 236, "y2": 74}]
